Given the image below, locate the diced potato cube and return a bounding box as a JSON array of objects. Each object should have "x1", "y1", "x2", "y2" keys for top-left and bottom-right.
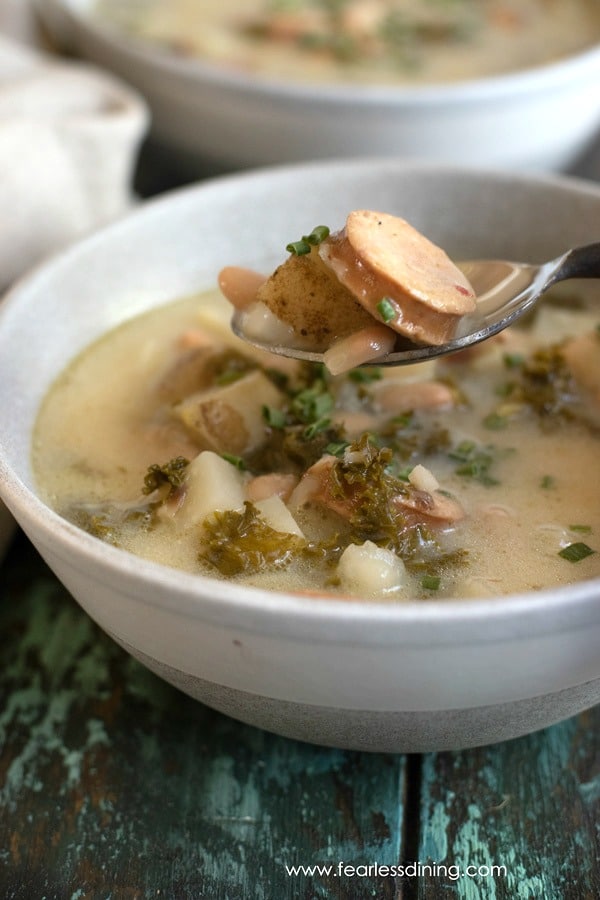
[
  {"x1": 254, "y1": 495, "x2": 304, "y2": 538},
  {"x1": 408, "y1": 464, "x2": 440, "y2": 493},
  {"x1": 177, "y1": 451, "x2": 246, "y2": 528},
  {"x1": 173, "y1": 370, "x2": 283, "y2": 455},
  {"x1": 255, "y1": 246, "x2": 374, "y2": 350}
]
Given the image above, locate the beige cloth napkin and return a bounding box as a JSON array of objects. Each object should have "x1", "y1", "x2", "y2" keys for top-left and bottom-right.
[
  {"x1": 0, "y1": 12, "x2": 149, "y2": 558},
  {"x1": 0, "y1": 30, "x2": 149, "y2": 288}
]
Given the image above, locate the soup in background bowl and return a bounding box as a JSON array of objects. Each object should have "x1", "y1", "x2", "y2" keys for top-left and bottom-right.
[
  {"x1": 37, "y1": 0, "x2": 600, "y2": 173},
  {"x1": 1, "y1": 160, "x2": 600, "y2": 752},
  {"x1": 94, "y1": 0, "x2": 600, "y2": 86}
]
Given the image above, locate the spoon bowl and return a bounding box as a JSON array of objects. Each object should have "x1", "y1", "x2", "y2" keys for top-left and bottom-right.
[{"x1": 231, "y1": 242, "x2": 600, "y2": 366}]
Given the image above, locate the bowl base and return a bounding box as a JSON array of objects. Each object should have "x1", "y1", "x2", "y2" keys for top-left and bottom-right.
[{"x1": 112, "y1": 634, "x2": 600, "y2": 753}]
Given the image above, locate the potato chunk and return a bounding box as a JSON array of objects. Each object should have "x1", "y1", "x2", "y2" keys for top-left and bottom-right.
[
  {"x1": 254, "y1": 496, "x2": 304, "y2": 538},
  {"x1": 254, "y1": 245, "x2": 375, "y2": 350},
  {"x1": 177, "y1": 451, "x2": 246, "y2": 528},
  {"x1": 172, "y1": 370, "x2": 282, "y2": 455}
]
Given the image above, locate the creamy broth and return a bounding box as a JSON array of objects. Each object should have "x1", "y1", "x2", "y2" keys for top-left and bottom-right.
[
  {"x1": 94, "y1": 0, "x2": 600, "y2": 85},
  {"x1": 33, "y1": 289, "x2": 600, "y2": 602}
]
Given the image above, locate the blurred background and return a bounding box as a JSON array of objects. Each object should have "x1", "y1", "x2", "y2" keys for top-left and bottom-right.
[{"x1": 5, "y1": 0, "x2": 600, "y2": 198}]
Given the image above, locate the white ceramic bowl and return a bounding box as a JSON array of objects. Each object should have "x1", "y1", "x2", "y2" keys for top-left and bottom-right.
[
  {"x1": 37, "y1": 0, "x2": 600, "y2": 175},
  {"x1": 1, "y1": 160, "x2": 600, "y2": 752}
]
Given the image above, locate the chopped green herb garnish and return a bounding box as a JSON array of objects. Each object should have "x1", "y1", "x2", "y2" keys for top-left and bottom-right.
[
  {"x1": 286, "y1": 239, "x2": 312, "y2": 256},
  {"x1": 483, "y1": 412, "x2": 508, "y2": 431},
  {"x1": 569, "y1": 524, "x2": 592, "y2": 534},
  {"x1": 215, "y1": 368, "x2": 246, "y2": 386},
  {"x1": 540, "y1": 475, "x2": 555, "y2": 489},
  {"x1": 448, "y1": 440, "x2": 501, "y2": 486},
  {"x1": 286, "y1": 225, "x2": 330, "y2": 255},
  {"x1": 559, "y1": 542, "x2": 596, "y2": 563},
  {"x1": 206, "y1": 349, "x2": 255, "y2": 388},
  {"x1": 325, "y1": 440, "x2": 350, "y2": 458},
  {"x1": 377, "y1": 297, "x2": 396, "y2": 324},
  {"x1": 389, "y1": 411, "x2": 414, "y2": 429},
  {"x1": 262, "y1": 405, "x2": 287, "y2": 429},
  {"x1": 292, "y1": 384, "x2": 334, "y2": 424},
  {"x1": 421, "y1": 574, "x2": 441, "y2": 591},
  {"x1": 303, "y1": 417, "x2": 332, "y2": 440},
  {"x1": 245, "y1": 363, "x2": 345, "y2": 473},
  {"x1": 307, "y1": 225, "x2": 330, "y2": 244},
  {"x1": 221, "y1": 453, "x2": 247, "y2": 470},
  {"x1": 503, "y1": 353, "x2": 525, "y2": 369},
  {"x1": 348, "y1": 367, "x2": 382, "y2": 383}
]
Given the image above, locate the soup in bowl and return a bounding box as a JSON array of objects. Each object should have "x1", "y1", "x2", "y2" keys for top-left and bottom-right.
[
  {"x1": 39, "y1": 0, "x2": 600, "y2": 172},
  {"x1": 1, "y1": 161, "x2": 599, "y2": 751},
  {"x1": 94, "y1": 0, "x2": 600, "y2": 87}
]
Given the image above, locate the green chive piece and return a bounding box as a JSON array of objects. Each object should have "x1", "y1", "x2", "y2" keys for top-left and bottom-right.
[
  {"x1": 391, "y1": 412, "x2": 413, "y2": 429},
  {"x1": 324, "y1": 441, "x2": 350, "y2": 457},
  {"x1": 215, "y1": 369, "x2": 246, "y2": 386},
  {"x1": 286, "y1": 225, "x2": 330, "y2": 255},
  {"x1": 540, "y1": 475, "x2": 555, "y2": 489},
  {"x1": 303, "y1": 417, "x2": 331, "y2": 440},
  {"x1": 559, "y1": 542, "x2": 596, "y2": 563},
  {"x1": 503, "y1": 353, "x2": 525, "y2": 369},
  {"x1": 377, "y1": 297, "x2": 396, "y2": 324},
  {"x1": 221, "y1": 453, "x2": 246, "y2": 470},
  {"x1": 306, "y1": 225, "x2": 330, "y2": 244},
  {"x1": 348, "y1": 367, "x2": 382, "y2": 383},
  {"x1": 421, "y1": 575, "x2": 441, "y2": 591},
  {"x1": 569, "y1": 524, "x2": 592, "y2": 534},
  {"x1": 449, "y1": 441, "x2": 500, "y2": 486},
  {"x1": 483, "y1": 412, "x2": 508, "y2": 430},
  {"x1": 262, "y1": 405, "x2": 286, "y2": 429},
  {"x1": 286, "y1": 238, "x2": 311, "y2": 256}
]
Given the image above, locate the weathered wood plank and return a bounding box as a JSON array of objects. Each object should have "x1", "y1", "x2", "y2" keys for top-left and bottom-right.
[
  {"x1": 416, "y1": 708, "x2": 600, "y2": 899},
  {"x1": 0, "y1": 535, "x2": 406, "y2": 900}
]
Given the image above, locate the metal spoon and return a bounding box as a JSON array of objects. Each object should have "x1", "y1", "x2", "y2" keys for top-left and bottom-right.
[{"x1": 231, "y1": 242, "x2": 600, "y2": 366}]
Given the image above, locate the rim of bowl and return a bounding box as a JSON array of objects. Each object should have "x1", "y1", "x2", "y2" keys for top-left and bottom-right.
[
  {"x1": 54, "y1": 0, "x2": 600, "y2": 106},
  {"x1": 1, "y1": 158, "x2": 600, "y2": 642}
]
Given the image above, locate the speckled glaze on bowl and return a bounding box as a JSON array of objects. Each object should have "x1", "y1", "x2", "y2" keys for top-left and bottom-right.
[
  {"x1": 37, "y1": 0, "x2": 600, "y2": 174},
  {"x1": 1, "y1": 160, "x2": 599, "y2": 752}
]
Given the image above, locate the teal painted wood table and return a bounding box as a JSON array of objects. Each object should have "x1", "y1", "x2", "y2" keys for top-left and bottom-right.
[{"x1": 0, "y1": 530, "x2": 598, "y2": 900}]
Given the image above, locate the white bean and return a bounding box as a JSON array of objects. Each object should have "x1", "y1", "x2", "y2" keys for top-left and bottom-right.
[
  {"x1": 218, "y1": 266, "x2": 265, "y2": 310},
  {"x1": 323, "y1": 324, "x2": 396, "y2": 375}
]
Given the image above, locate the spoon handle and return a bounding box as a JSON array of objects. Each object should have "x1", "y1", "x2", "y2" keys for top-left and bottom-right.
[{"x1": 553, "y1": 241, "x2": 600, "y2": 283}]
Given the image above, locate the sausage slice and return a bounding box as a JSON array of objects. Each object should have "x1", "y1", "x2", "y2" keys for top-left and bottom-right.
[{"x1": 320, "y1": 210, "x2": 476, "y2": 345}]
